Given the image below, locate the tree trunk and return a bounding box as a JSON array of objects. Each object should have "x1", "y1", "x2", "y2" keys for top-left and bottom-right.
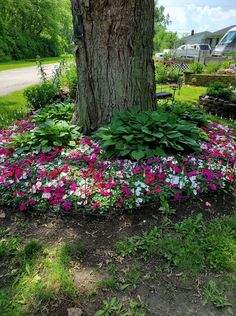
[{"x1": 71, "y1": 0, "x2": 155, "y2": 133}]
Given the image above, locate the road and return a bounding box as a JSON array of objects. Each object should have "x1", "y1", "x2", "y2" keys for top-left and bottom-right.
[{"x1": 0, "y1": 64, "x2": 59, "y2": 96}]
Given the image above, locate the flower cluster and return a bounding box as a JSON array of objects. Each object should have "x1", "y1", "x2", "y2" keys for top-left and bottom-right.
[{"x1": 0, "y1": 119, "x2": 235, "y2": 213}]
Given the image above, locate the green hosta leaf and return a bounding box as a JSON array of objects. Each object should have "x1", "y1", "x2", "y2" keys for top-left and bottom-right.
[
  {"x1": 69, "y1": 140, "x2": 76, "y2": 147},
  {"x1": 153, "y1": 147, "x2": 166, "y2": 156},
  {"x1": 131, "y1": 149, "x2": 145, "y2": 160},
  {"x1": 42, "y1": 145, "x2": 52, "y2": 153},
  {"x1": 153, "y1": 132, "x2": 164, "y2": 138},
  {"x1": 120, "y1": 149, "x2": 131, "y2": 156},
  {"x1": 122, "y1": 135, "x2": 134, "y2": 142}
]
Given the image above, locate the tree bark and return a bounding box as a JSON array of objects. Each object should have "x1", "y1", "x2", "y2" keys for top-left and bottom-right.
[{"x1": 71, "y1": 0, "x2": 155, "y2": 133}]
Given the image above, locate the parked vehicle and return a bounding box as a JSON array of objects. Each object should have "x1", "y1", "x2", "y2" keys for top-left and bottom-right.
[
  {"x1": 155, "y1": 52, "x2": 164, "y2": 61},
  {"x1": 174, "y1": 44, "x2": 211, "y2": 59},
  {"x1": 212, "y1": 26, "x2": 236, "y2": 56}
]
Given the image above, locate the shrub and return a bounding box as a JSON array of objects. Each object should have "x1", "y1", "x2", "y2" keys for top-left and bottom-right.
[
  {"x1": 32, "y1": 102, "x2": 74, "y2": 123},
  {"x1": 160, "y1": 102, "x2": 208, "y2": 127},
  {"x1": 9, "y1": 120, "x2": 81, "y2": 153},
  {"x1": 58, "y1": 63, "x2": 77, "y2": 100},
  {"x1": 155, "y1": 63, "x2": 168, "y2": 83},
  {"x1": 155, "y1": 63, "x2": 181, "y2": 84},
  {"x1": 206, "y1": 82, "x2": 233, "y2": 100},
  {"x1": 204, "y1": 64, "x2": 221, "y2": 74},
  {"x1": 188, "y1": 62, "x2": 204, "y2": 74},
  {"x1": 95, "y1": 108, "x2": 209, "y2": 160},
  {"x1": 24, "y1": 81, "x2": 58, "y2": 110}
]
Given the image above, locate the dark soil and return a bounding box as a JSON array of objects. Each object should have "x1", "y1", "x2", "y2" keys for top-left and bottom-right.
[{"x1": 0, "y1": 192, "x2": 235, "y2": 316}]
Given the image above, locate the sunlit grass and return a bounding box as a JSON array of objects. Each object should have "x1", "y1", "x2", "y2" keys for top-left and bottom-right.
[
  {"x1": 0, "y1": 239, "x2": 81, "y2": 315},
  {"x1": 0, "y1": 90, "x2": 29, "y2": 129},
  {"x1": 175, "y1": 85, "x2": 207, "y2": 104},
  {"x1": 0, "y1": 56, "x2": 64, "y2": 71}
]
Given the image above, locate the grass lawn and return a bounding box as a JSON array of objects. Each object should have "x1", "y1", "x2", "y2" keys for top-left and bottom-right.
[
  {"x1": 175, "y1": 85, "x2": 207, "y2": 104},
  {"x1": 0, "y1": 90, "x2": 29, "y2": 129},
  {"x1": 0, "y1": 56, "x2": 72, "y2": 72}
]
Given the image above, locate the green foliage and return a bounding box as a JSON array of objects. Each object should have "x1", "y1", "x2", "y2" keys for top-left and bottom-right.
[
  {"x1": 114, "y1": 214, "x2": 236, "y2": 274},
  {"x1": 203, "y1": 280, "x2": 231, "y2": 308},
  {"x1": 95, "y1": 297, "x2": 145, "y2": 316},
  {"x1": 24, "y1": 59, "x2": 77, "y2": 110},
  {"x1": 0, "y1": 239, "x2": 78, "y2": 315},
  {"x1": 161, "y1": 102, "x2": 208, "y2": 127},
  {"x1": 0, "y1": 89, "x2": 29, "y2": 129},
  {"x1": 0, "y1": 237, "x2": 20, "y2": 260},
  {"x1": 32, "y1": 102, "x2": 74, "y2": 123},
  {"x1": 0, "y1": 0, "x2": 73, "y2": 61},
  {"x1": 9, "y1": 120, "x2": 81, "y2": 153},
  {"x1": 58, "y1": 63, "x2": 78, "y2": 100},
  {"x1": 95, "y1": 108, "x2": 208, "y2": 160},
  {"x1": 153, "y1": 3, "x2": 178, "y2": 52},
  {"x1": 155, "y1": 63, "x2": 181, "y2": 84},
  {"x1": 22, "y1": 240, "x2": 43, "y2": 259},
  {"x1": 24, "y1": 81, "x2": 58, "y2": 110},
  {"x1": 188, "y1": 62, "x2": 204, "y2": 74},
  {"x1": 206, "y1": 82, "x2": 233, "y2": 100},
  {"x1": 61, "y1": 240, "x2": 85, "y2": 262},
  {"x1": 114, "y1": 227, "x2": 160, "y2": 258},
  {"x1": 204, "y1": 64, "x2": 221, "y2": 74}
]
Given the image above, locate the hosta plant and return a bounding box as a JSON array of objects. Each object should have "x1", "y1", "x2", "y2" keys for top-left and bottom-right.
[
  {"x1": 32, "y1": 102, "x2": 74, "y2": 123},
  {"x1": 8, "y1": 120, "x2": 80, "y2": 153},
  {"x1": 95, "y1": 108, "x2": 209, "y2": 160}
]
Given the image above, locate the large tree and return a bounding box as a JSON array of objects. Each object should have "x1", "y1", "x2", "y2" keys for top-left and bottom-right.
[{"x1": 71, "y1": 0, "x2": 156, "y2": 133}]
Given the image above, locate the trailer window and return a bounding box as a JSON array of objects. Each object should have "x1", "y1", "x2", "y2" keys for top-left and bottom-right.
[{"x1": 220, "y1": 31, "x2": 236, "y2": 44}]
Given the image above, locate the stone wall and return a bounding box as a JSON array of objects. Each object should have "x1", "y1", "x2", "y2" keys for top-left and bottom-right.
[
  {"x1": 184, "y1": 73, "x2": 236, "y2": 87},
  {"x1": 199, "y1": 95, "x2": 236, "y2": 119}
]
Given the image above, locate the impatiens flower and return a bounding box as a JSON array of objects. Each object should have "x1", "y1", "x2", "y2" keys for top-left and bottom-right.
[
  {"x1": 210, "y1": 184, "x2": 217, "y2": 191},
  {"x1": 70, "y1": 183, "x2": 77, "y2": 191},
  {"x1": 42, "y1": 192, "x2": 51, "y2": 199},
  {"x1": 62, "y1": 201, "x2": 72, "y2": 211},
  {"x1": 93, "y1": 201, "x2": 100, "y2": 209},
  {"x1": 19, "y1": 204, "x2": 25, "y2": 212}
]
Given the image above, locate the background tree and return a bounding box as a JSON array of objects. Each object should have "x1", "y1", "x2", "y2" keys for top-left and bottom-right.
[
  {"x1": 71, "y1": 0, "x2": 156, "y2": 133},
  {"x1": 0, "y1": 0, "x2": 72, "y2": 61},
  {"x1": 153, "y1": 1, "x2": 178, "y2": 52}
]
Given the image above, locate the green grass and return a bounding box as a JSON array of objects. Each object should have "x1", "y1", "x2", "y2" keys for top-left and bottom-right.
[
  {"x1": 114, "y1": 213, "x2": 236, "y2": 275},
  {"x1": 0, "y1": 239, "x2": 80, "y2": 315},
  {"x1": 175, "y1": 85, "x2": 207, "y2": 104},
  {"x1": 0, "y1": 56, "x2": 67, "y2": 71},
  {"x1": 0, "y1": 90, "x2": 29, "y2": 129}
]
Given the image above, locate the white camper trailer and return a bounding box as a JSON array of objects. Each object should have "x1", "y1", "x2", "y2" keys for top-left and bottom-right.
[
  {"x1": 174, "y1": 44, "x2": 211, "y2": 59},
  {"x1": 212, "y1": 26, "x2": 236, "y2": 56}
]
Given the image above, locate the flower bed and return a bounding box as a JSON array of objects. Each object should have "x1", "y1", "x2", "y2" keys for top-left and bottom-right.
[{"x1": 0, "y1": 119, "x2": 235, "y2": 214}]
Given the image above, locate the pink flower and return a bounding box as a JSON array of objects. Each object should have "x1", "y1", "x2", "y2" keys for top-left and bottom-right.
[
  {"x1": 93, "y1": 201, "x2": 100, "y2": 209},
  {"x1": 70, "y1": 183, "x2": 77, "y2": 191},
  {"x1": 210, "y1": 184, "x2": 217, "y2": 191},
  {"x1": 19, "y1": 204, "x2": 25, "y2": 212},
  {"x1": 62, "y1": 201, "x2": 72, "y2": 211}
]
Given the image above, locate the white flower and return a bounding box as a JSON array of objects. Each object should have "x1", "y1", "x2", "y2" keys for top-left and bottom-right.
[
  {"x1": 36, "y1": 181, "x2": 42, "y2": 189},
  {"x1": 42, "y1": 192, "x2": 51, "y2": 199}
]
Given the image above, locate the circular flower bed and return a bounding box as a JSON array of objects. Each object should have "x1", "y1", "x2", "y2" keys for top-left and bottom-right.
[{"x1": 0, "y1": 119, "x2": 235, "y2": 214}]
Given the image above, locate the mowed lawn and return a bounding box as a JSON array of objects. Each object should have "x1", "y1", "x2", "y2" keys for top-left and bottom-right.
[
  {"x1": 175, "y1": 85, "x2": 207, "y2": 104},
  {"x1": 0, "y1": 90, "x2": 29, "y2": 129},
  {"x1": 0, "y1": 56, "x2": 68, "y2": 71}
]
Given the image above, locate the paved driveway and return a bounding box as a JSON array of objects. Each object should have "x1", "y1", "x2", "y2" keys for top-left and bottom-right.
[{"x1": 0, "y1": 64, "x2": 59, "y2": 96}]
